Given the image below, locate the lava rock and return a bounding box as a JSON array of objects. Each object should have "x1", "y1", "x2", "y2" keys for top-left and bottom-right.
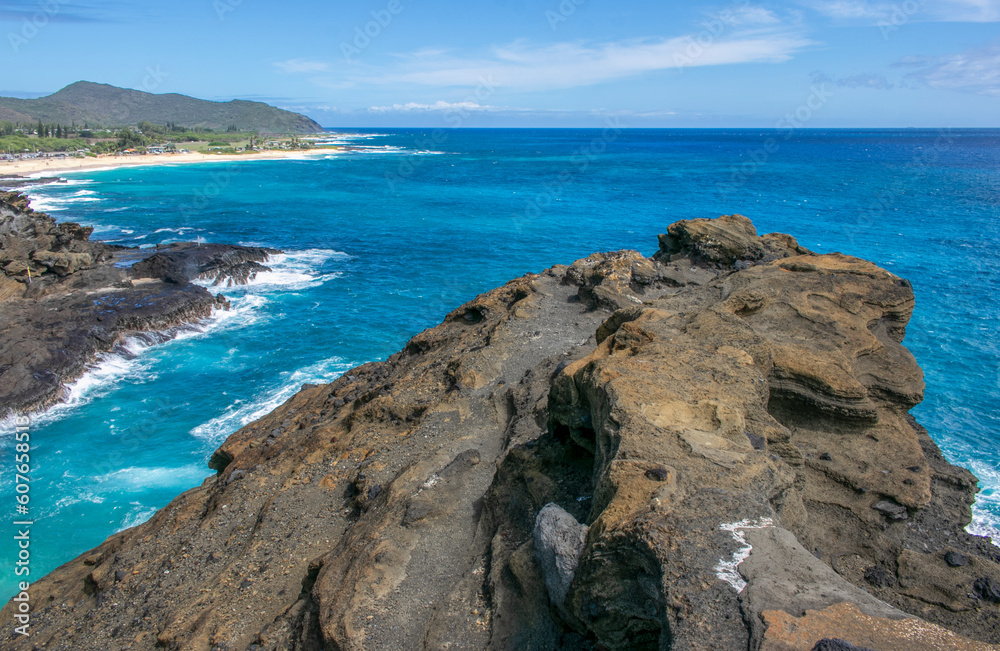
[
  {"x1": 974, "y1": 577, "x2": 1000, "y2": 603},
  {"x1": 812, "y1": 639, "x2": 875, "y2": 651},
  {"x1": 863, "y1": 565, "x2": 896, "y2": 589},
  {"x1": 872, "y1": 499, "x2": 907, "y2": 520},
  {"x1": 644, "y1": 467, "x2": 671, "y2": 482},
  {"x1": 944, "y1": 551, "x2": 969, "y2": 567}
]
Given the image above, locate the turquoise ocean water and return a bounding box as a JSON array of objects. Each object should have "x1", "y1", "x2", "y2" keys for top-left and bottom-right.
[{"x1": 1, "y1": 129, "x2": 998, "y2": 599}]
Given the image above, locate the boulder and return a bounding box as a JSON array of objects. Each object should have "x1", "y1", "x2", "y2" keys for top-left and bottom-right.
[
  {"x1": 31, "y1": 250, "x2": 93, "y2": 276},
  {"x1": 533, "y1": 503, "x2": 589, "y2": 611}
]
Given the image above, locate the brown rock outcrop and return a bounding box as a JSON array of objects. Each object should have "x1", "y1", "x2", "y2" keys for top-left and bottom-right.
[
  {"x1": 0, "y1": 190, "x2": 105, "y2": 279},
  {"x1": 3, "y1": 215, "x2": 997, "y2": 650}
]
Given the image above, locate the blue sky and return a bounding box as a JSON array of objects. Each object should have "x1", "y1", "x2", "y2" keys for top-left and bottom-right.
[{"x1": 1, "y1": 0, "x2": 998, "y2": 127}]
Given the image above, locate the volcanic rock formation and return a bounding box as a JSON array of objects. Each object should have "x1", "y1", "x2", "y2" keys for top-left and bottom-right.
[
  {"x1": 3, "y1": 214, "x2": 998, "y2": 650},
  {"x1": 0, "y1": 191, "x2": 277, "y2": 416}
]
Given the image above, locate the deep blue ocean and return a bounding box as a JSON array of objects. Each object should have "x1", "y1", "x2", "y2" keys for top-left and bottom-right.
[{"x1": 2, "y1": 129, "x2": 998, "y2": 599}]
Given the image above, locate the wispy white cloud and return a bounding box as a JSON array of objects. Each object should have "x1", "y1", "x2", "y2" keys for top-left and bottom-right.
[
  {"x1": 800, "y1": 0, "x2": 1000, "y2": 22},
  {"x1": 814, "y1": 71, "x2": 896, "y2": 89},
  {"x1": 0, "y1": 1, "x2": 134, "y2": 23},
  {"x1": 801, "y1": 0, "x2": 887, "y2": 19},
  {"x1": 904, "y1": 44, "x2": 1000, "y2": 95},
  {"x1": 357, "y1": 104, "x2": 687, "y2": 123},
  {"x1": 714, "y1": 4, "x2": 784, "y2": 26},
  {"x1": 301, "y1": 6, "x2": 810, "y2": 95},
  {"x1": 353, "y1": 34, "x2": 813, "y2": 92},
  {"x1": 274, "y1": 59, "x2": 330, "y2": 74},
  {"x1": 945, "y1": 0, "x2": 1000, "y2": 21},
  {"x1": 280, "y1": 104, "x2": 338, "y2": 113},
  {"x1": 367, "y1": 101, "x2": 503, "y2": 113}
]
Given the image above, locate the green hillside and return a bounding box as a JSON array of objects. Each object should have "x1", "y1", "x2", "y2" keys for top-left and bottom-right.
[{"x1": 0, "y1": 82, "x2": 323, "y2": 134}]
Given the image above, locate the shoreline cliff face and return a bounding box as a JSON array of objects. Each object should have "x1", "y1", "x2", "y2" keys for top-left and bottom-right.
[
  {"x1": 0, "y1": 191, "x2": 278, "y2": 417},
  {"x1": 3, "y1": 215, "x2": 998, "y2": 650}
]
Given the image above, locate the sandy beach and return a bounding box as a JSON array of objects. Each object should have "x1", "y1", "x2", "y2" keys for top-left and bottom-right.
[{"x1": 0, "y1": 148, "x2": 335, "y2": 178}]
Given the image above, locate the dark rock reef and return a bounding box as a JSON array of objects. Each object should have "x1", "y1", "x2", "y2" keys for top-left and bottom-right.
[
  {"x1": 3, "y1": 214, "x2": 998, "y2": 650},
  {"x1": 0, "y1": 191, "x2": 276, "y2": 416}
]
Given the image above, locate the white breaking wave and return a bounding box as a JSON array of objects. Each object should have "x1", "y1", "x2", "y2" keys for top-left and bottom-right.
[
  {"x1": 968, "y1": 509, "x2": 1000, "y2": 547},
  {"x1": 15, "y1": 294, "x2": 267, "y2": 429},
  {"x1": 966, "y1": 459, "x2": 1000, "y2": 547},
  {"x1": 308, "y1": 133, "x2": 391, "y2": 146},
  {"x1": 2, "y1": 248, "x2": 346, "y2": 430},
  {"x1": 323, "y1": 148, "x2": 447, "y2": 160},
  {"x1": 195, "y1": 248, "x2": 348, "y2": 292},
  {"x1": 20, "y1": 177, "x2": 95, "y2": 187},
  {"x1": 96, "y1": 464, "x2": 209, "y2": 490},
  {"x1": 26, "y1": 190, "x2": 101, "y2": 212},
  {"x1": 189, "y1": 355, "x2": 352, "y2": 444},
  {"x1": 249, "y1": 249, "x2": 346, "y2": 290},
  {"x1": 89, "y1": 222, "x2": 124, "y2": 235},
  {"x1": 118, "y1": 503, "x2": 160, "y2": 532},
  {"x1": 37, "y1": 335, "x2": 163, "y2": 426},
  {"x1": 45, "y1": 467, "x2": 207, "y2": 527},
  {"x1": 52, "y1": 491, "x2": 106, "y2": 512}
]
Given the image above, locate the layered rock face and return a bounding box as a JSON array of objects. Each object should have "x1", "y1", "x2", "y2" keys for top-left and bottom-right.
[
  {"x1": 3, "y1": 215, "x2": 998, "y2": 650},
  {"x1": 0, "y1": 192, "x2": 277, "y2": 416}
]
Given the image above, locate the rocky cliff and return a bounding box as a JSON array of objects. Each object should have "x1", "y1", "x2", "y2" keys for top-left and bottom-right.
[
  {"x1": 3, "y1": 214, "x2": 998, "y2": 650},
  {"x1": 0, "y1": 191, "x2": 278, "y2": 416}
]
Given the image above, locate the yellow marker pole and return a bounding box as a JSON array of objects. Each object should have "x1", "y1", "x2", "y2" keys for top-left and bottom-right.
[{"x1": 26, "y1": 266, "x2": 31, "y2": 285}]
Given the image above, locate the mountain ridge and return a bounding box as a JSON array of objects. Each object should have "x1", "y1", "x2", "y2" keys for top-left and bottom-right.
[{"x1": 0, "y1": 81, "x2": 323, "y2": 133}]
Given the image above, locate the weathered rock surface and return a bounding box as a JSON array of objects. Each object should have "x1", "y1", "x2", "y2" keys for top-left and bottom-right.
[
  {"x1": 0, "y1": 192, "x2": 277, "y2": 416},
  {"x1": 3, "y1": 214, "x2": 998, "y2": 650}
]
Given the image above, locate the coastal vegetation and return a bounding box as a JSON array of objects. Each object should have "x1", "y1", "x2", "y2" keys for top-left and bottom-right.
[{"x1": 0, "y1": 119, "x2": 311, "y2": 157}]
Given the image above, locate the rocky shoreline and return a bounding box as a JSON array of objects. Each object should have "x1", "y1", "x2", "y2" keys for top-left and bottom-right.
[
  {"x1": 0, "y1": 191, "x2": 278, "y2": 417},
  {"x1": 2, "y1": 214, "x2": 998, "y2": 650}
]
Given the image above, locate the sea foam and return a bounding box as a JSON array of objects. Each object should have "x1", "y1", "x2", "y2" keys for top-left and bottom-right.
[
  {"x1": 17, "y1": 293, "x2": 270, "y2": 429},
  {"x1": 189, "y1": 355, "x2": 352, "y2": 444}
]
